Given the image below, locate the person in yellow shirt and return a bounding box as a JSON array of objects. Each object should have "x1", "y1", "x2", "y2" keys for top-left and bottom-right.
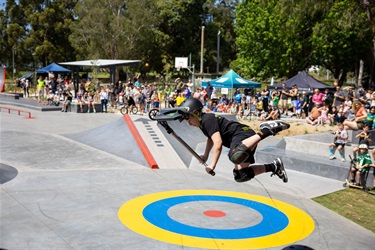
[
  {"x1": 176, "y1": 93, "x2": 186, "y2": 106},
  {"x1": 37, "y1": 76, "x2": 45, "y2": 103}
]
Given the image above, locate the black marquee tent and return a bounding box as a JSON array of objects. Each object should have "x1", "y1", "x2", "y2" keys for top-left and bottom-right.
[{"x1": 271, "y1": 71, "x2": 335, "y2": 91}]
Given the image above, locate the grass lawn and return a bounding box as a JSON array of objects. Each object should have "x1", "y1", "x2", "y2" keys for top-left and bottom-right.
[{"x1": 313, "y1": 188, "x2": 375, "y2": 233}]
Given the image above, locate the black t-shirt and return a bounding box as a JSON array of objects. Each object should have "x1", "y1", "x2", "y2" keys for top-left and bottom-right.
[{"x1": 199, "y1": 113, "x2": 245, "y2": 148}]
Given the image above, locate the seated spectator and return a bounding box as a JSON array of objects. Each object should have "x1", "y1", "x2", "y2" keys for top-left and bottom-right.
[
  {"x1": 328, "y1": 123, "x2": 348, "y2": 161},
  {"x1": 336, "y1": 103, "x2": 348, "y2": 124},
  {"x1": 77, "y1": 90, "x2": 84, "y2": 113},
  {"x1": 265, "y1": 105, "x2": 280, "y2": 120},
  {"x1": 47, "y1": 90, "x2": 54, "y2": 105},
  {"x1": 86, "y1": 91, "x2": 96, "y2": 113},
  {"x1": 306, "y1": 103, "x2": 321, "y2": 125},
  {"x1": 218, "y1": 94, "x2": 230, "y2": 105},
  {"x1": 365, "y1": 106, "x2": 375, "y2": 129},
  {"x1": 353, "y1": 123, "x2": 372, "y2": 159},
  {"x1": 61, "y1": 89, "x2": 73, "y2": 112},
  {"x1": 350, "y1": 144, "x2": 371, "y2": 186},
  {"x1": 328, "y1": 106, "x2": 338, "y2": 126},
  {"x1": 343, "y1": 101, "x2": 367, "y2": 130},
  {"x1": 51, "y1": 92, "x2": 60, "y2": 106}
]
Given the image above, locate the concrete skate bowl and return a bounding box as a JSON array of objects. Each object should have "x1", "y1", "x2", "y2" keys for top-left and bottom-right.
[
  {"x1": 0, "y1": 163, "x2": 18, "y2": 184},
  {"x1": 159, "y1": 113, "x2": 237, "y2": 167},
  {"x1": 63, "y1": 117, "x2": 148, "y2": 167}
]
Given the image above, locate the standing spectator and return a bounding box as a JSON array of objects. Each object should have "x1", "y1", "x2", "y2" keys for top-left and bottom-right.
[
  {"x1": 301, "y1": 91, "x2": 309, "y2": 119},
  {"x1": 261, "y1": 85, "x2": 270, "y2": 113},
  {"x1": 289, "y1": 84, "x2": 298, "y2": 116},
  {"x1": 296, "y1": 95, "x2": 303, "y2": 119},
  {"x1": 23, "y1": 78, "x2": 30, "y2": 97},
  {"x1": 100, "y1": 88, "x2": 109, "y2": 113},
  {"x1": 316, "y1": 104, "x2": 330, "y2": 126},
  {"x1": 333, "y1": 86, "x2": 345, "y2": 108},
  {"x1": 37, "y1": 76, "x2": 45, "y2": 103},
  {"x1": 183, "y1": 85, "x2": 191, "y2": 99},
  {"x1": 271, "y1": 87, "x2": 280, "y2": 107},
  {"x1": 206, "y1": 82, "x2": 213, "y2": 100},
  {"x1": 323, "y1": 88, "x2": 332, "y2": 107},
  {"x1": 49, "y1": 77, "x2": 58, "y2": 94},
  {"x1": 311, "y1": 89, "x2": 325, "y2": 107},
  {"x1": 280, "y1": 83, "x2": 289, "y2": 116}
]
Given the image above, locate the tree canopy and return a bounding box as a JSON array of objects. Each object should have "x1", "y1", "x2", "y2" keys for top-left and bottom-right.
[{"x1": 1, "y1": 0, "x2": 374, "y2": 85}]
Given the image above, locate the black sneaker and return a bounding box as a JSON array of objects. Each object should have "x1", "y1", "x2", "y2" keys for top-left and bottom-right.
[
  {"x1": 234, "y1": 168, "x2": 253, "y2": 182},
  {"x1": 270, "y1": 158, "x2": 288, "y2": 183},
  {"x1": 260, "y1": 120, "x2": 290, "y2": 136}
]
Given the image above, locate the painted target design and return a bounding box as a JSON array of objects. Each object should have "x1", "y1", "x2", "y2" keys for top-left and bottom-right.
[{"x1": 118, "y1": 190, "x2": 314, "y2": 249}]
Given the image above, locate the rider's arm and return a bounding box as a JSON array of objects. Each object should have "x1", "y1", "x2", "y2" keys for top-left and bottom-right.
[{"x1": 207, "y1": 131, "x2": 222, "y2": 171}]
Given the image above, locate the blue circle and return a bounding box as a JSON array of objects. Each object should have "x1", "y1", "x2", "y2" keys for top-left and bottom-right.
[{"x1": 143, "y1": 195, "x2": 289, "y2": 239}]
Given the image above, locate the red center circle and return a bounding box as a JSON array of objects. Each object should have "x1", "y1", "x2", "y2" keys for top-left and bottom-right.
[{"x1": 203, "y1": 210, "x2": 226, "y2": 217}]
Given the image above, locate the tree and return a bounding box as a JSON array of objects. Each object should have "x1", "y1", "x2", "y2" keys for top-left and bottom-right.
[{"x1": 311, "y1": 0, "x2": 372, "y2": 85}]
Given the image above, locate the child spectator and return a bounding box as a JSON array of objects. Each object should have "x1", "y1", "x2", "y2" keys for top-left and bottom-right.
[
  {"x1": 316, "y1": 104, "x2": 329, "y2": 126},
  {"x1": 352, "y1": 123, "x2": 372, "y2": 159},
  {"x1": 350, "y1": 144, "x2": 371, "y2": 186},
  {"x1": 51, "y1": 92, "x2": 60, "y2": 106},
  {"x1": 296, "y1": 96, "x2": 302, "y2": 119},
  {"x1": 86, "y1": 91, "x2": 96, "y2": 113},
  {"x1": 327, "y1": 106, "x2": 338, "y2": 126},
  {"x1": 328, "y1": 123, "x2": 348, "y2": 161},
  {"x1": 47, "y1": 90, "x2": 54, "y2": 105},
  {"x1": 77, "y1": 90, "x2": 84, "y2": 113},
  {"x1": 152, "y1": 92, "x2": 160, "y2": 109}
]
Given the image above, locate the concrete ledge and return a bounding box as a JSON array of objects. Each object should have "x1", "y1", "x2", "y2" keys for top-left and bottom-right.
[
  {"x1": 256, "y1": 146, "x2": 373, "y2": 186},
  {"x1": 69, "y1": 103, "x2": 103, "y2": 113},
  {"x1": 0, "y1": 92, "x2": 23, "y2": 99}
]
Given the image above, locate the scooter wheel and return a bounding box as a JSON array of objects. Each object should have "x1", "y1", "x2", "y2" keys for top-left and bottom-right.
[{"x1": 149, "y1": 109, "x2": 160, "y2": 120}]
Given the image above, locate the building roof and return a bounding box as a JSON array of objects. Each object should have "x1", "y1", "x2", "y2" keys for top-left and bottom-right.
[{"x1": 59, "y1": 59, "x2": 141, "y2": 68}]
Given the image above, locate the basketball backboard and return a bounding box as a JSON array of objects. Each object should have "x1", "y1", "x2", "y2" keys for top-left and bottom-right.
[{"x1": 175, "y1": 57, "x2": 188, "y2": 69}]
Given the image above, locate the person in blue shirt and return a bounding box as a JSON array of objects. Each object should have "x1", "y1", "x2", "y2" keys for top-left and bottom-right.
[{"x1": 365, "y1": 106, "x2": 375, "y2": 129}]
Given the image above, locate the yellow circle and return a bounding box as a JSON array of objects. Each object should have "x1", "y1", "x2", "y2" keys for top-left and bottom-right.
[{"x1": 118, "y1": 190, "x2": 314, "y2": 249}]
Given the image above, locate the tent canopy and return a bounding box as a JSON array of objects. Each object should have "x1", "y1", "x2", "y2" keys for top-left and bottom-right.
[
  {"x1": 36, "y1": 62, "x2": 71, "y2": 73},
  {"x1": 270, "y1": 71, "x2": 334, "y2": 91},
  {"x1": 202, "y1": 70, "x2": 261, "y2": 89}
]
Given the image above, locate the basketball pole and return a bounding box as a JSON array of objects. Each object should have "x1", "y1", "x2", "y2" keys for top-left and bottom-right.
[{"x1": 200, "y1": 26, "x2": 205, "y2": 74}]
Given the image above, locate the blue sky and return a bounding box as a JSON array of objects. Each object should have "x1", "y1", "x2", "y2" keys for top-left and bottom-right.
[{"x1": 0, "y1": 0, "x2": 5, "y2": 10}]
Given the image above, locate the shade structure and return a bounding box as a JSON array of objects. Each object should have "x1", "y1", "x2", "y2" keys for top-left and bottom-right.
[
  {"x1": 202, "y1": 70, "x2": 261, "y2": 89},
  {"x1": 270, "y1": 71, "x2": 334, "y2": 91},
  {"x1": 35, "y1": 62, "x2": 71, "y2": 73}
]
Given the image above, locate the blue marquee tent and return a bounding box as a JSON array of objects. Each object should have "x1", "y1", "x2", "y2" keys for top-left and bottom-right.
[
  {"x1": 202, "y1": 70, "x2": 261, "y2": 89},
  {"x1": 36, "y1": 62, "x2": 71, "y2": 74}
]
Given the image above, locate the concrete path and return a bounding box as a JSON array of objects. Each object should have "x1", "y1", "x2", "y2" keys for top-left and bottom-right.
[{"x1": 1, "y1": 103, "x2": 374, "y2": 250}]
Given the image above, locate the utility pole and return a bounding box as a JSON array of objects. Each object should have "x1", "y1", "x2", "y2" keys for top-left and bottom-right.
[
  {"x1": 12, "y1": 47, "x2": 15, "y2": 79},
  {"x1": 217, "y1": 31, "x2": 221, "y2": 74},
  {"x1": 200, "y1": 26, "x2": 205, "y2": 74}
]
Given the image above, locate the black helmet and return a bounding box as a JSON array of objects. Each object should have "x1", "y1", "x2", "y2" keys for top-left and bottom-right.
[{"x1": 179, "y1": 98, "x2": 203, "y2": 114}]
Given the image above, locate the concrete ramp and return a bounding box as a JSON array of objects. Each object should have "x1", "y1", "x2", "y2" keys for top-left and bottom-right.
[{"x1": 64, "y1": 117, "x2": 148, "y2": 167}]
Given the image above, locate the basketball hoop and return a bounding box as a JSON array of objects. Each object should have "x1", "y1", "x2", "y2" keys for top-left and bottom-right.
[{"x1": 176, "y1": 66, "x2": 182, "y2": 72}]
